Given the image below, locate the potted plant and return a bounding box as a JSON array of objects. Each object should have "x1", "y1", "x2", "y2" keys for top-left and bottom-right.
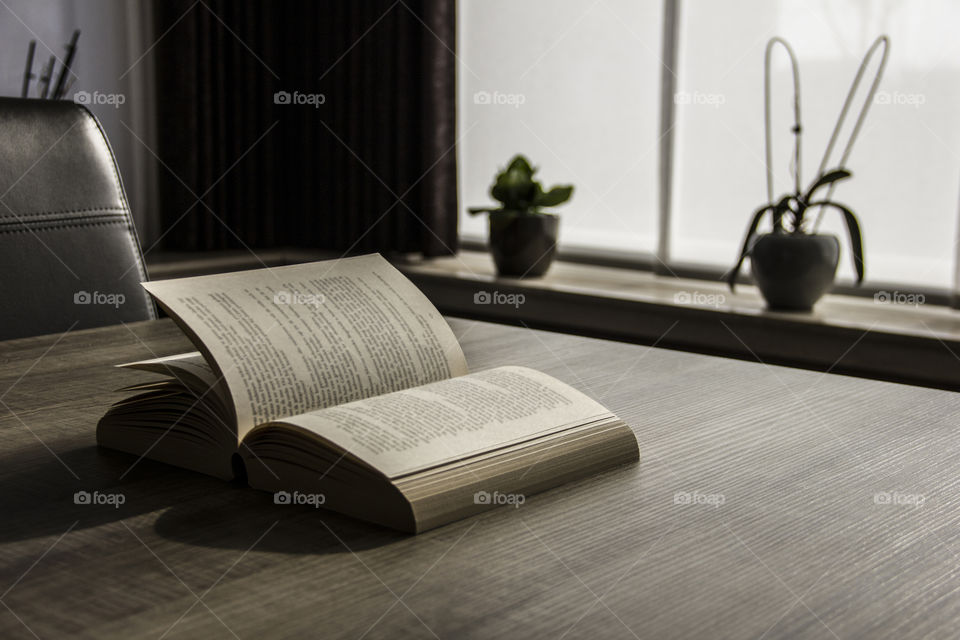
[
  {"x1": 727, "y1": 35, "x2": 888, "y2": 311},
  {"x1": 727, "y1": 169, "x2": 864, "y2": 310},
  {"x1": 469, "y1": 154, "x2": 573, "y2": 278}
]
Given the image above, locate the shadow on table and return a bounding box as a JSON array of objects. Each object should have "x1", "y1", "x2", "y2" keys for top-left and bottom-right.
[
  {"x1": 0, "y1": 443, "x2": 187, "y2": 543},
  {"x1": 152, "y1": 490, "x2": 409, "y2": 554},
  {"x1": 0, "y1": 443, "x2": 406, "y2": 554}
]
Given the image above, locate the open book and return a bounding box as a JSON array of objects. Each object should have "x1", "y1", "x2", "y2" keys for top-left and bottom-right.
[{"x1": 98, "y1": 254, "x2": 639, "y2": 532}]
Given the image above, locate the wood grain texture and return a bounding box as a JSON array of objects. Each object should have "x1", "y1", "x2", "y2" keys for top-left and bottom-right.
[{"x1": 1, "y1": 318, "x2": 959, "y2": 639}]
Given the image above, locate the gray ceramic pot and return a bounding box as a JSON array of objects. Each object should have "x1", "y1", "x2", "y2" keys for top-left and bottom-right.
[
  {"x1": 750, "y1": 233, "x2": 839, "y2": 311},
  {"x1": 488, "y1": 210, "x2": 558, "y2": 278}
]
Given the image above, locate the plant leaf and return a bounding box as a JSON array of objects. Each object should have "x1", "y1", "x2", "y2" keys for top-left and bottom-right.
[
  {"x1": 535, "y1": 185, "x2": 574, "y2": 208},
  {"x1": 468, "y1": 207, "x2": 499, "y2": 215},
  {"x1": 804, "y1": 168, "x2": 852, "y2": 202},
  {"x1": 506, "y1": 154, "x2": 535, "y2": 177},
  {"x1": 490, "y1": 166, "x2": 537, "y2": 209},
  {"x1": 808, "y1": 199, "x2": 865, "y2": 284},
  {"x1": 727, "y1": 204, "x2": 774, "y2": 291}
]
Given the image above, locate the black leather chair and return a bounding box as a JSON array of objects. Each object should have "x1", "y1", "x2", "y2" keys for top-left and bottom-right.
[{"x1": 0, "y1": 97, "x2": 155, "y2": 340}]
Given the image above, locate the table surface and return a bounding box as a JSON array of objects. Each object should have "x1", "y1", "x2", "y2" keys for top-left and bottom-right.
[{"x1": 1, "y1": 318, "x2": 958, "y2": 639}]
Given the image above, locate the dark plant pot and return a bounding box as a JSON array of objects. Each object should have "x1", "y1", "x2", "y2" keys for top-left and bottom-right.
[
  {"x1": 750, "y1": 233, "x2": 839, "y2": 311},
  {"x1": 488, "y1": 210, "x2": 558, "y2": 278}
]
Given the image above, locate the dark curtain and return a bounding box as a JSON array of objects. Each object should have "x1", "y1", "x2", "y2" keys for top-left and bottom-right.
[{"x1": 152, "y1": 0, "x2": 458, "y2": 256}]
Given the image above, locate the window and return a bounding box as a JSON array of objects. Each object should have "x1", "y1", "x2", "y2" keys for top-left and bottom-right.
[
  {"x1": 672, "y1": 0, "x2": 960, "y2": 288},
  {"x1": 458, "y1": 0, "x2": 664, "y2": 256},
  {"x1": 459, "y1": 0, "x2": 960, "y2": 292}
]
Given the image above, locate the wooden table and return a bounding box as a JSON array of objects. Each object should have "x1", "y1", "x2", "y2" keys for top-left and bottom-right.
[{"x1": 1, "y1": 318, "x2": 958, "y2": 639}]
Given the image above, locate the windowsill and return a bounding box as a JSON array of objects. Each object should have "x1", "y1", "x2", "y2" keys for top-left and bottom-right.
[
  {"x1": 398, "y1": 251, "x2": 960, "y2": 391},
  {"x1": 400, "y1": 250, "x2": 960, "y2": 344},
  {"x1": 145, "y1": 248, "x2": 960, "y2": 390}
]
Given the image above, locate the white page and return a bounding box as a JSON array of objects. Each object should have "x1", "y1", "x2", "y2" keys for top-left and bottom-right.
[
  {"x1": 120, "y1": 352, "x2": 214, "y2": 386},
  {"x1": 275, "y1": 366, "x2": 614, "y2": 478},
  {"x1": 143, "y1": 255, "x2": 467, "y2": 437},
  {"x1": 119, "y1": 352, "x2": 228, "y2": 407}
]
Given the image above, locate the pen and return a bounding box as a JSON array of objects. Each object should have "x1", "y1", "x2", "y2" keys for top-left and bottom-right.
[
  {"x1": 38, "y1": 56, "x2": 54, "y2": 99},
  {"x1": 21, "y1": 40, "x2": 36, "y2": 98},
  {"x1": 52, "y1": 30, "x2": 80, "y2": 100}
]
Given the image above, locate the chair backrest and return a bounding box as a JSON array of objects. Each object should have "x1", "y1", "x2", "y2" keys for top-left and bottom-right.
[{"x1": 0, "y1": 97, "x2": 155, "y2": 341}]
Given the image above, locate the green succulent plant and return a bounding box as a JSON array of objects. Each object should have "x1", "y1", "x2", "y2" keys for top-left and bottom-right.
[{"x1": 469, "y1": 154, "x2": 574, "y2": 216}]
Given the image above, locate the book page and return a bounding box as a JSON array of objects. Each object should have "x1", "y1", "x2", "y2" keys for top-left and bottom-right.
[
  {"x1": 272, "y1": 366, "x2": 615, "y2": 478},
  {"x1": 118, "y1": 352, "x2": 229, "y2": 408},
  {"x1": 120, "y1": 352, "x2": 216, "y2": 387},
  {"x1": 143, "y1": 255, "x2": 467, "y2": 437}
]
